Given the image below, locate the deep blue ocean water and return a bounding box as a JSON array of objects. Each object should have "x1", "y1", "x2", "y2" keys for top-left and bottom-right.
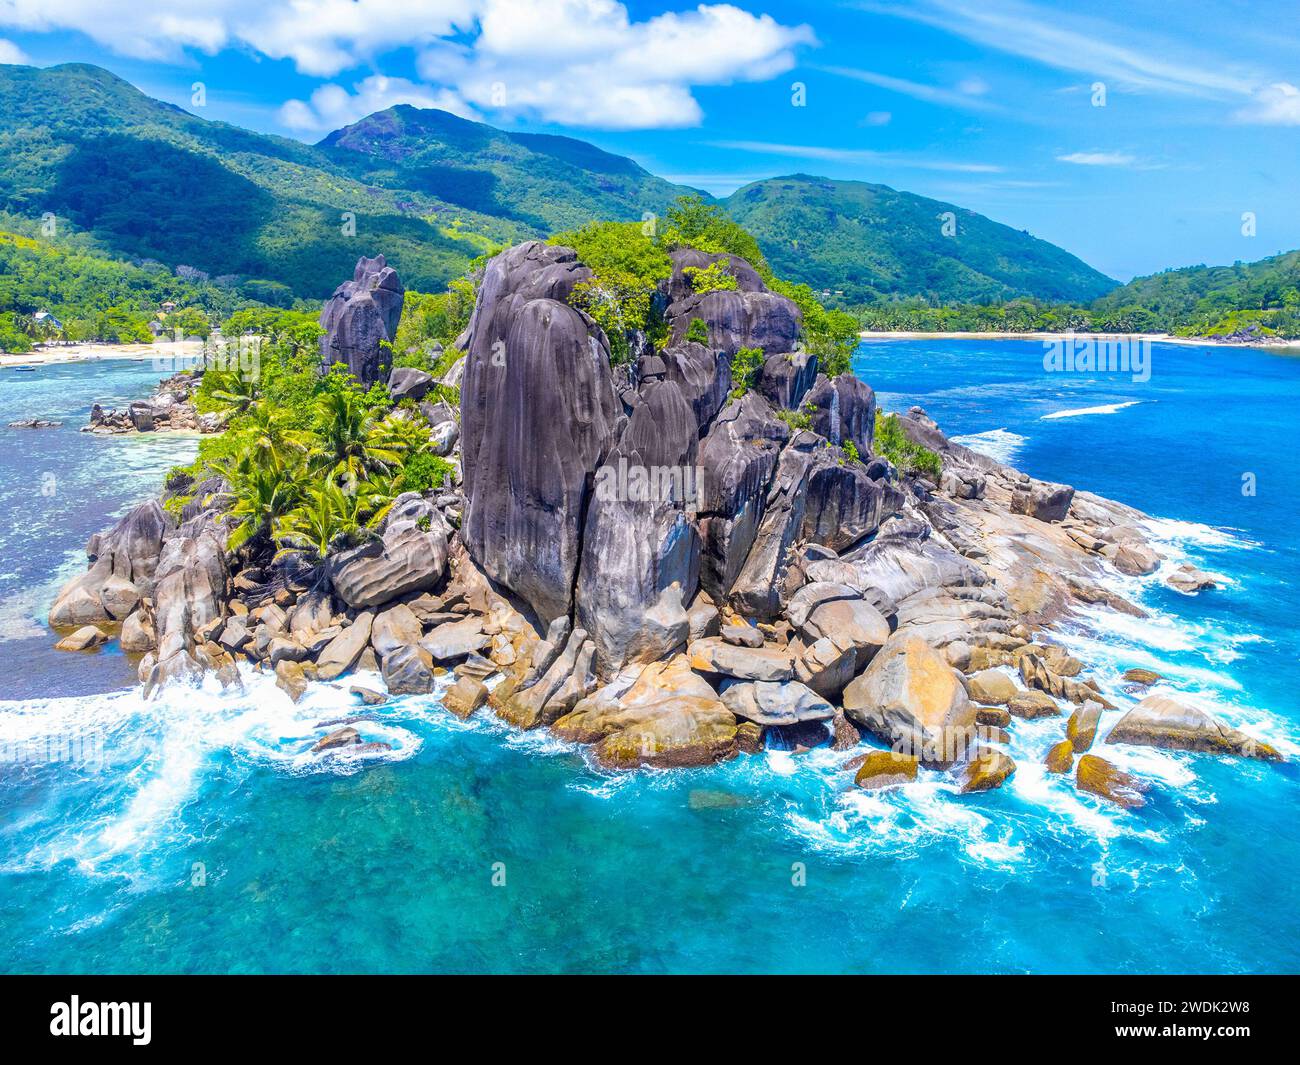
[{"x1": 1, "y1": 341, "x2": 1297, "y2": 974}]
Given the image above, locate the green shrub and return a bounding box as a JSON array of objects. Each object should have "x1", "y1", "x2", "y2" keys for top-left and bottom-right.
[
  {"x1": 686, "y1": 317, "x2": 709, "y2": 344},
  {"x1": 684, "y1": 259, "x2": 737, "y2": 293},
  {"x1": 874, "y1": 411, "x2": 941, "y2": 480},
  {"x1": 730, "y1": 346, "x2": 765, "y2": 398},
  {"x1": 398, "y1": 452, "x2": 455, "y2": 494}
]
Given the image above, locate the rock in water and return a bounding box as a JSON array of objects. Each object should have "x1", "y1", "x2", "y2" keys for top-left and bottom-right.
[
  {"x1": 1076, "y1": 754, "x2": 1148, "y2": 808},
  {"x1": 552, "y1": 656, "x2": 738, "y2": 769},
  {"x1": 959, "y1": 749, "x2": 1016, "y2": 792},
  {"x1": 1044, "y1": 739, "x2": 1075, "y2": 774},
  {"x1": 54, "y1": 625, "x2": 108, "y2": 652},
  {"x1": 720, "y1": 679, "x2": 834, "y2": 726},
  {"x1": 319, "y1": 255, "x2": 405, "y2": 387},
  {"x1": 459, "y1": 242, "x2": 623, "y2": 626},
  {"x1": 443, "y1": 676, "x2": 489, "y2": 719},
  {"x1": 842, "y1": 634, "x2": 977, "y2": 765},
  {"x1": 50, "y1": 499, "x2": 173, "y2": 626},
  {"x1": 1066, "y1": 701, "x2": 1104, "y2": 752},
  {"x1": 1105, "y1": 695, "x2": 1279, "y2": 759},
  {"x1": 852, "y1": 750, "x2": 918, "y2": 790}
]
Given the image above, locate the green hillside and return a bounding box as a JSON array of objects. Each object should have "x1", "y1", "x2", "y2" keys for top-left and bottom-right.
[
  {"x1": 724, "y1": 174, "x2": 1117, "y2": 305},
  {"x1": 1090, "y1": 249, "x2": 1300, "y2": 335},
  {"x1": 319, "y1": 105, "x2": 695, "y2": 236},
  {"x1": 0, "y1": 63, "x2": 1121, "y2": 309},
  {"x1": 0, "y1": 64, "x2": 523, "y2": 298}
]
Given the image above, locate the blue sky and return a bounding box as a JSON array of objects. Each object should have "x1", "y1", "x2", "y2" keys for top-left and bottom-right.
[{"x1": 2, "y1": 0, "x2": 1298, "y2": 282}]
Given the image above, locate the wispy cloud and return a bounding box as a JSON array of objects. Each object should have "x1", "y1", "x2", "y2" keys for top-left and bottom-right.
[
  {"x1": 817, "y1": 64, "x2": 1003, "y2": 112},
  {"x1": 710, "y1": 140, "x2": 1003, "y2": 173},
  {"x1": 859, "y1": 0, "x2": 1257, "y2": 99},
  {"x1": 1235, "y1": 82, "x2": 1300, "y2": 125},
  {"x1": 1057, "y1": 151, "x2": 1136, "y2": 166}
]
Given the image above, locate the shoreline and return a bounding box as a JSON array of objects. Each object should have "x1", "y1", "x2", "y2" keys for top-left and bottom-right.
[
  {"x1": 0, "y1": 341, "x2": 203, "y2": 368},
  {"x1": 858, "y1": 329, "x2": 1300, "y2": 351}
]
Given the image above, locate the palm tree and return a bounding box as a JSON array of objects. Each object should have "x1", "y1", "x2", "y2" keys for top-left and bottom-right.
[
  {"x1": 312, "y1": 390, "x2": 403, "y2": 492},
  {"x1": 242, "y1": 405, "x2": 313, "y2": 473},
  {"x1": 206, "y1": 369, "x2": 261, "y2": 414},
  {"x1": 224, "y1": 464, "x2": 303, "y2": 553}
]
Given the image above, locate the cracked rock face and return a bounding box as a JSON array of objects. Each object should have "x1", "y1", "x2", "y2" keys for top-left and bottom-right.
[
  {"x1": 459, "y1": 242, "x2": 624, "y2": 627},
  {"x1": 319, "y1": 255, "x2": 405, "y2": 387}
]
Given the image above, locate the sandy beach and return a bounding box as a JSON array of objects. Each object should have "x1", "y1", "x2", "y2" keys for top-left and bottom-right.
[
  {"x1": 0, "y1": 341, "x2": 205, "y2": 368},
  {"x1": 859, "y1": 329, "x2": 1300, "y2": 351}
]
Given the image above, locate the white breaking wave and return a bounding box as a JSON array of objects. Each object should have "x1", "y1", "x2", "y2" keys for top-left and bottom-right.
[
  {"x1": 1041, "y1": 400, "x2": 1141, "y2": 420},
  {"x1": 0, "y1": 665, "x2": 439, "y2": 876},
  {"x1": 950, "y1": 427, "x2": 1027, "y2": 465}
]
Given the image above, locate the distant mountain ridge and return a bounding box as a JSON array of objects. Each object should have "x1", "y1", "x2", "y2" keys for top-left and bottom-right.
[
  {"x1": 0, "y1": 61, "x2": 1115, "y2": 304},
  {"x1": 724, "y1": 174, "x2": 1117, "y2": 305}
]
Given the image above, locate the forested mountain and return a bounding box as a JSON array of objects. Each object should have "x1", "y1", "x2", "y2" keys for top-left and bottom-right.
[
  {"x1": 724, "y1": 175, "x2": 1117, "y2": 305},
  {"x1": 0, "y1": 63, "x2": 1119, "y2": 307}
]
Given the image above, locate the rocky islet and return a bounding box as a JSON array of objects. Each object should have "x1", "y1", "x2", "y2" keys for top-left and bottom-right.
[{"x1": 48, "y1": 240, "x2": 1284, "y2": 806}]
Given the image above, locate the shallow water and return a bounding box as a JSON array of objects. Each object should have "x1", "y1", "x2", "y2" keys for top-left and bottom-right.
[{"x1": 1, "y1": 343, "x2": 1297, "y2": 974}]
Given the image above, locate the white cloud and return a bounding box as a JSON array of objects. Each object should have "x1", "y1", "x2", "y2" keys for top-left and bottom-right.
[
  {"x1": 860, "y1": 110, "x2": 892, "y2": 126},
  {"x1": 1056, "y1": 151, "x2": 1136, "y2": 166},
  {"x1": 279, "y1": 75, "x2": 476, "y2": 133},
  {"x1": 861, "y1": 0, "x2": 1257, "y2": 99},
  {"x1": 1235, "y1": 82, "x2": 1300, "y2": 125},
  {"x1": 957, "y1": 76, "x2": 989, "y2": 96},
  {"x1": 419, "y1": 1, "x2": 816, "y2": 129},
  {"x1": 1, "y1": 0, "x2": 815, "y2": 130},
  {"x1": 817, "y1": 65, "x2": 1002, "y2": 112},
  {"x1": 0, "y1": 37, "x2": 31, "y2": 64},
  {"x1": 0, "y1": 1, "x2": 477, "y2": 75}
]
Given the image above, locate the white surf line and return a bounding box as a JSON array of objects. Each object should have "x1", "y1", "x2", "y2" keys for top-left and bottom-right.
[{"x1": 1041, "y1": 400, "x2": 1141, "y2": 420}]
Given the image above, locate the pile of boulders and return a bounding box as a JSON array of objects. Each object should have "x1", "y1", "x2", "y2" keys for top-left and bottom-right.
[{"x1": 84, "y1": 372, "x2": 223, "y2": 435}]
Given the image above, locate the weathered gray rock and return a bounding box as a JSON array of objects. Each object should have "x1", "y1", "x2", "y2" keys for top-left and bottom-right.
[
  {"x1": 805, "y1": 373, "x2": 875, "y2": 456},
  {"x1": 1010, "y1": 479, "x2": 1075, "y2": 523},
  {"x1": 370, "y1": 603, "x2": 423, "y2": 659},
  {"x1": 388, "y1": 367, "x2": 434, "y2": 402},
  {"x1": 459, "y1": 241, "x2": 624, "y2": 625},
  {"x1": 758, "y1": 351, "x2": 817, "y2": 410},
  {"x1": 687, "y1": 637, "x2": 795, "y2": 681},
  {"x1": 729, "y1": 432, "x2": 820, "y2": 618},
  {"x1": 801, "y1": 449, "x2": 904, "y2": 552},
  {"x1": 316, "y1": 612, "x2": 374, "y2": 680},
  {"x1": 1106, "y1": 695, "x2": 1280, "y2": 759},
  {"x1": 119, "y1": 605, "x2": 156, "y2": 653},
  {"x1": 721, "y1": 679, "x2": 833, "y2": 726},
  {"x1": 330, "y1": 524, "x2": 448, "y2": 610},
  {"x1": 382, "y1": 642, "x2": 437, "y2": 695},
  {"x1": 50, "y1": 499, "x2": 173, "y2": 625},
  {"x1": 319, "y1": 254, "x2": 405, "y2": 386},
  {"x1": 1114, "y1": 542, "x2": 1161, "y2": 576},
  {"x1": 420, "y1": 617, "x2": 490, "y2": 661},
  {"x1": 842, "y1": 634, "x2": 977, "y2": 765},
  {"x1": 696, "y1": 393, "x2": 789, "y2": 601},
  {"x1": 576, "y1": 379, "x2": 700, "y2": 677}
]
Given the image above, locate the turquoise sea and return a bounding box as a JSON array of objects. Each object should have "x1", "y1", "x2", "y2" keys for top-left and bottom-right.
[{"x1": 1, "y1": 341, "x2": 1298, "y2": 974}]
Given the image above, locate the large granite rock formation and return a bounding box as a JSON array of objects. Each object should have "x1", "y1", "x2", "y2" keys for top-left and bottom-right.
[
  {"x1": 576, "y1": 379, "x2": 701, "y2": 677},
  {"x1": 459, "y1": 241, "x2": 624, "y2": 626},
  {"x1": 50, "y1": 500, "x2": 173, "y2": 626},
  {"x1": 319, "y1": 254, "x2": 405, "y2": 387},
  {"x1": 665, "y1": 249, "x2": 801, "y2": 356}
]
